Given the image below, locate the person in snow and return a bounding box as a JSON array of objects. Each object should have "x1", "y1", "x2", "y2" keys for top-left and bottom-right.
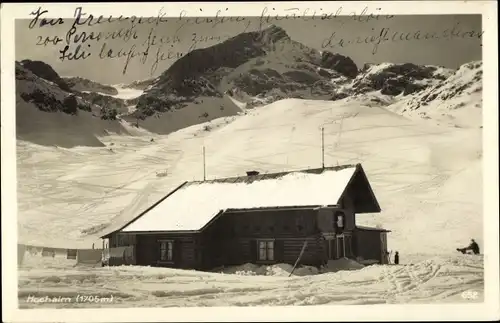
[
  {"x1": 467, "y1": 239, "x2": 480, "y2": 254},
  {"x1": 394, "y1": 251, "x2": 399, "y2": 265}
]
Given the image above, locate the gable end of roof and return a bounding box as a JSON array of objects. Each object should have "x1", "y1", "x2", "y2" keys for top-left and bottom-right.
[{"x1": 100, "y1": 181, "x2": 189, "y2": 238}]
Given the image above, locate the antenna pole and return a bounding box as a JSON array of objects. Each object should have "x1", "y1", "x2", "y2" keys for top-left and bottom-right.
[
  {"x1": 203, "y1": 146, "x2": 206, "y2": 181},
  {"x1": 338, "y1": 114, "x2": 344, "y2": 146},
  {"x1": 321, "y1": 127, "x2": 325, "y2": 169},
  {"x1": 336, "y1": 114, "x2": 345, "y2": 166}
]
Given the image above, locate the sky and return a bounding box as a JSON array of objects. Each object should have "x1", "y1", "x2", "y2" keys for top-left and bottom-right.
[{"x1": 15, "y1": 14, "x2": 482, "y2": 85}]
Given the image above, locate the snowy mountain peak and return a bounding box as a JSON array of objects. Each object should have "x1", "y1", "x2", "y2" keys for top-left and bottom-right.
[{"x1": 387, "y1": 60, "x2": 483, "y2": 127}]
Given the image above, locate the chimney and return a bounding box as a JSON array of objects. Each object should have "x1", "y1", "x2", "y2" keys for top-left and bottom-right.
[{"x1": 246, "y1": 170, "x2": 260, "y2": 176}]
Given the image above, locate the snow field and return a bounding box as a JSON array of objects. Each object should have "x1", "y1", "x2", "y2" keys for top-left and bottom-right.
[
  {"x1": 16, "y1": 96, "x2": 482, "y2": 253},
  {"x1": 17, "y1": 253, "x2": 483, "y2": 307}
]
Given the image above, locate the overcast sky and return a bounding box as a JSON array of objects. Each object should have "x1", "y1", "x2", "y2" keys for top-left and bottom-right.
[{"x1": 16, "y1": 14, "x2": 482, "y2": 85}]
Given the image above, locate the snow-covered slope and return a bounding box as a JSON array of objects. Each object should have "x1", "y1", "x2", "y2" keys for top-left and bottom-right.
[{"x1": 16, "y1": 96, "x2": 482, "y2": 253}]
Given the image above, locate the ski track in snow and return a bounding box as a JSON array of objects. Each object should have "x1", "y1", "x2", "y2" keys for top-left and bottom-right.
[{"x1": 17, "y1": 254, "x2": 483, "y2": 307}]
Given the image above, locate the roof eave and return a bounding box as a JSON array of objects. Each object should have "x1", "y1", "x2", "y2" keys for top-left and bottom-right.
[
  {"x1": 225, "y1": 205, "x2": 340, "y2": 213},
  {"x1": 119, "y1": 230, "x2": 200, "y2": 235},
  {"x1": 356, "y1": 225, "x2": 391, "y2": 232}
]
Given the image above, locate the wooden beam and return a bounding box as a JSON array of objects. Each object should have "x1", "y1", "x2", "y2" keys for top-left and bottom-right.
[{"x1": 289, "y1": 240, "x2": 308, "y2": 277}]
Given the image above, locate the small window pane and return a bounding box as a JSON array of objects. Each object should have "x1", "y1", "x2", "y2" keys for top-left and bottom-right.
[
  {"x1": 159, "y1": 241, "x2": 173, "y2": 261},
  {"x1": 259, "y1": 247, "x2": 267, "y2": 260},
  {"x1": 257, "y1": 240, "x2": 275, "y2": 261},
  {"x1": 337, "y1": 216, "x2": 344, "y2": 228},
  {"x1": 267, "y1": 247, "x2": 274, "y2": 261}
]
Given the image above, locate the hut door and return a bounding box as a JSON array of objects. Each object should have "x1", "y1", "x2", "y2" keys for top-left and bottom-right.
[{"x1": 336, "y1": 235, "x2": 345, "y2": 258}]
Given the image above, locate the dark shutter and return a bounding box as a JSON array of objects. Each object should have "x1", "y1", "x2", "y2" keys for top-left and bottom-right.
[
  {"x1": 249, "y1": 239, "x2": 257, "y2": 263},
  {"x1": 275, "y1": 240, "x2": 284, "y2": 263},
  {"x1": 317, "y1": 209, "x2": 334, "y2": 232}
]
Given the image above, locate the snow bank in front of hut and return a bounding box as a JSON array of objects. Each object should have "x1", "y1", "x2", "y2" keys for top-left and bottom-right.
[
  {"x1": 219, "y1": 263, "x2": 321, "y2": 277},
  {"x1": 17, "y1": 253, "x2": 484, "y2": 307},
  {"x1": 321, "y1": 258, "x2": 365, "y2": 273}
]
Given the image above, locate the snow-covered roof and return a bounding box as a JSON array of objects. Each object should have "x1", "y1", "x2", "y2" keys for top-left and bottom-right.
[{"x1": 117, "y1": 164, "x2": 379, "y2": 233}]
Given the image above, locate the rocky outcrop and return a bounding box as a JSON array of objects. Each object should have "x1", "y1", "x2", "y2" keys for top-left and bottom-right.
[
  {"x1": 123, "y1": 78, "x2": 158, "y2": 91},
  {"x1": 331, "y1": 62, "x2": 455, "y2": 101},
  {"x1": 320, "y1": 52, "x2": 359, "y2": 78},
  {"x1": 16, "y1": 62, "x2": 91, "y2": 115},
  {"x1": 64, "y1": 77, "x2": 118, "y2": 95},
  {"x1": 19, "y1": 59, "x2": 72, "y2": 92},
  {"x1": 79, "y1": 91, "x2": 129, "y2": 115},
  {"x1": 404, "y1": 61, "x2": 482, "y2": 111}
]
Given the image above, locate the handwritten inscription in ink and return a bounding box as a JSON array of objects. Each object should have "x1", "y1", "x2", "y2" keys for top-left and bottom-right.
[{"x1": 26, "y1": 6, "x2": 483, "y2": 76}]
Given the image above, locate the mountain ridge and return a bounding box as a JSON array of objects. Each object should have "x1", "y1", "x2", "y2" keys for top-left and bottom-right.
[{"x1": 15, "y1": 24, "x2": 482, "y2": 146}]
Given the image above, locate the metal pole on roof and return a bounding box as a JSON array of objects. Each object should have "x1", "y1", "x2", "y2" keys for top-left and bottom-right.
[
  {"x1": 203, "y1": 146, "x2": 206, "y2": 181},
  {"x1": 337, "y1": 114, "x2": 345, "y2": 148},
  {"x1": 336, "y1": 114, "x2": 345, "y2": 167},
  {"x1": 321, "y1": 127, "x2": 325, "y2": 169}
]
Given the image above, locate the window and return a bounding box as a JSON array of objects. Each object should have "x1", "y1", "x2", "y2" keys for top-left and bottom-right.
[
  {"x1": 159, "y1": 240, "x2": 173, "y2": 262},
  {"x1": 257, "y1": 240, "x2": 275, "y2": 261},
  {"x1": 337, "y1": 215, "x2": 344, "y2": 228},
  {"x1": 335, "y1": 212, "x2": 345, "y2": 228}
]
